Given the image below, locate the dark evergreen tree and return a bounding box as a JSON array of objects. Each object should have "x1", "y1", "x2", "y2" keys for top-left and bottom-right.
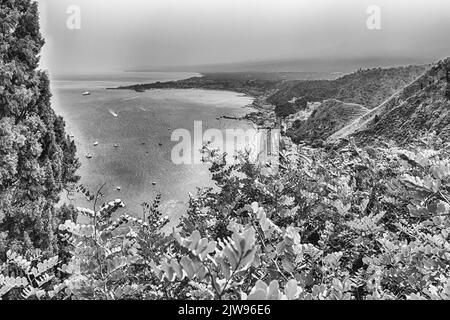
[
  {"x1": 0, "y1": 0, "x2": 79, "y2": 257},
  {"x1": 274, "y1": 102, "x2": 296, "y2": 118}
]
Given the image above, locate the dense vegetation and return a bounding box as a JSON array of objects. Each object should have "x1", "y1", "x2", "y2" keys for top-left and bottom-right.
[
  {"x1": 0, "y1": 0, "x2": 79, "y2": 258},
  {"x1": 1, "y1": 134, "x2": 450, "y2": 300}
]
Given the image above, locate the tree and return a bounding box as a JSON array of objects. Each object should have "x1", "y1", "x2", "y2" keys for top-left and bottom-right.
[
  {"x1": 274, "y1": 102, "x2": 296, "y2": 119},
  {"x1": 293, "y1": 97, "x2": 308, "y2": 110},
  {"x1": 0, "y1": 0, "x2": 79, "y2": 257}
]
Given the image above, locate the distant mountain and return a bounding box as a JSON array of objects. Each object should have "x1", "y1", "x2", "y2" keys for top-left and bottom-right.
[
  {"x1": 128, "y1": 56, "x2": 431, "y2": 74},
  {"x1": 287, "y1": 100, "x2": 368, "y2": 144},
  {"x1": 268, "y1": 65, "x2": 428, "y2": 109},
  {"x1": 329, "y1": 58, "x2": 450, "y2": 145}
]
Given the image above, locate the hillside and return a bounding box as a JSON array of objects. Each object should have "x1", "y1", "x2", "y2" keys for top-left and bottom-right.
[
  {"x1": 287, "y1": 99, "x2": 368, "y2": 144},
  {"x1": 267, "y1": 65, "x2": 428, "y2": 109},
  {"x1": 329, "y1": 58, "x2": 450, "y2": 145}
]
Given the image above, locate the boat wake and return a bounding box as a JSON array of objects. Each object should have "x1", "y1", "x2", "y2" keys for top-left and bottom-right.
[{"x1": 108, "y1": 109, "x2": 118, "y2": 117}]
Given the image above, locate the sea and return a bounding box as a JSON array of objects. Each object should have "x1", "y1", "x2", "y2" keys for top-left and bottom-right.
[{"x1": 50, "y1": 72, "x2": 255, "y2": 224}]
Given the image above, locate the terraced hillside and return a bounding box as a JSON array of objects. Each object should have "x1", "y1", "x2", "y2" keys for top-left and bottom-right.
[
  {"x1": 328, "y1": 58, "x2": 450, "y2": 145},
  {"x1": 268, "y1": 65, "x2": 428, "y2": 109},
  {"x1": 287, "y1": 99, "x2": 368, "y2": 144}
]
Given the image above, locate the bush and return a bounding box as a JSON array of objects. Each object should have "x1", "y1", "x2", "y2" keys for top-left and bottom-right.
[{"x1": 2, "y1": 134, "x2": 449, "y2": 300}]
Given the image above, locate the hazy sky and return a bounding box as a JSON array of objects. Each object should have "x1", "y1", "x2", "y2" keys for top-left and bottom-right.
[{"x1": 37, "y1": 0, "x2": 450, "y2": 74}]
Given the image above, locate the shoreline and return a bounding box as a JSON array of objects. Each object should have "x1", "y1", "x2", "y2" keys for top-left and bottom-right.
[{"x1": 108, "y1": 73, "x2": 278, "y2": 130}]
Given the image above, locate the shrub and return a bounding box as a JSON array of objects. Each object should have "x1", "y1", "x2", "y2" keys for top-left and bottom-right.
[{"x1": 2, "y1": 134, "x2": 449, "y2": 300}]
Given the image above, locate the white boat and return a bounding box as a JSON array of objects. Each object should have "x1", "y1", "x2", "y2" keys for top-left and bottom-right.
[
  {"x1": 82, "y1": 91, "x2": 91, "y2": 96},
  {"x1": 93, "y1": 141, "x2": 99, "y2": 146},
  {"x1": 114, "y1": 144, "x2": 119, "y2": 148},
  {"x1": 85, "y1": 153, "x2": 93, "y2": 159},
  {"x1": 116, "y1": 186, "x2": 121, "y2": 191}
]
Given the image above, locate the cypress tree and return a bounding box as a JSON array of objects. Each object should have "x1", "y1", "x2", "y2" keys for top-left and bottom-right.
[{"x1": 0, "y1": 0, "x2": 80, "y2": 257}]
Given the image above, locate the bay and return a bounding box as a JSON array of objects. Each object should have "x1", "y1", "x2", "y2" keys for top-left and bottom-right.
[{"x1": 50, "y1": 72, "x2": 255, "y2": 223}]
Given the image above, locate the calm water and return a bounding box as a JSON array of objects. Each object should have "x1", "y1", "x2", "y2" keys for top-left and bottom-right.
[{"x1": 50, "y1": 72, "x2": 255, "y2": 222}]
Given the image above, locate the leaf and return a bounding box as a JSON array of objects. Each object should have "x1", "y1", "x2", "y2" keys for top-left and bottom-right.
[
  {"x1": 285, "y1": 279, "x2": 299, "y2": 300},
  {"x1": 285, "y1": 226, "x2": 301, "y2": 245},
  {"x1": 267, "y1": 280, "x2": 281, "y2": 300},
  {"x1": 247, "y1": 288, "x2": 268, "y2": 300},
  {"x1": 180, "y1": 256, "x2": 195, "y2": 279}
]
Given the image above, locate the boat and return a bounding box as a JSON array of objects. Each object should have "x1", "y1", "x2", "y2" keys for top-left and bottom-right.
[
  {"x1": 116, "y1": 186, "x2": 121, "y2": 191},
  {"x1": 135, "y1": 88, "x2": 146, "y2": 93},
  {"x1": 158, "y1": 143, "x2": 163, "y2": 146},
  {"x1": 93, "y1": 141, "x2": 99, "y2": 146},
  {"x1": 222, "y1": 116, "x2": 239, "y2": 120},
  {"x1": 85, "y1": 153, "x2": 93, "y2": 159},
  {"x1": 113, "y1": 144, "x2": 119, "y2": 148},
  {"x1": 82, "y1": 91, "x2": 91, "y2": 96}
]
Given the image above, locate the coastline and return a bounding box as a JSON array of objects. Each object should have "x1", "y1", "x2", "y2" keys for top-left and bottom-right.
[{"x1": 109, "y1": 73, "x2": 279, "y2": 130}]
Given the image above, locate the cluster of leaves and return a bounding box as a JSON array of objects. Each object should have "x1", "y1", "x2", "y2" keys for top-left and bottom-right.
[
  {"x1": 1, "y1": 182, "x2": 172, "y2": 300},
  {"x1": 0, "y1": 249, "x2": 59, "y2": 299},
  {"x1": 156, "y1": 133, "x2": 450, "y2": 300}
]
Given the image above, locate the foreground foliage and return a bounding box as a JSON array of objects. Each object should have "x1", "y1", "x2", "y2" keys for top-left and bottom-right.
[{"x1": 2, "y1": 133, "x2": 449, "y2": 300}]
